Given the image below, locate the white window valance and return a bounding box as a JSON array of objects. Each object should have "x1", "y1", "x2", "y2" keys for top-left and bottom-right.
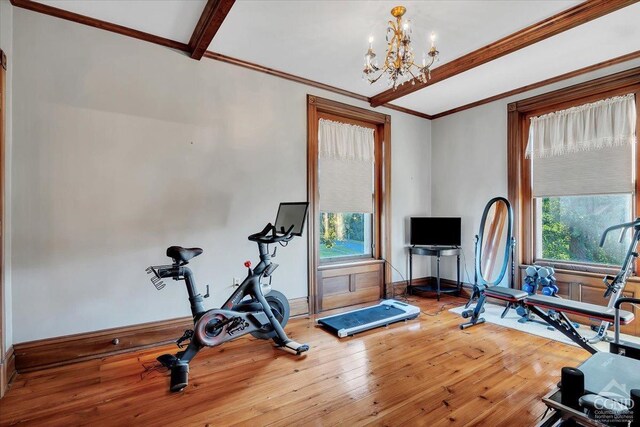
[
  {"x1": 526, "y1": 93, "x2": 636, "y2": 159},
  {"x1": 318, "y1": 119, "x2": 374, "y2": 213},
  {"x1": 528, "y1": 94, "x2": 637, "y2": 198}
]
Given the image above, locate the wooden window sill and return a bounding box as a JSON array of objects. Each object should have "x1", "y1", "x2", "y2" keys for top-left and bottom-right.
[{"x1": 319, "y1": 258, "x2": 384, "y2": 271}]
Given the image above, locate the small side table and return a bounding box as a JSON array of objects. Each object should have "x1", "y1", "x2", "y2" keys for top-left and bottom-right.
[{"x1": 408, "y1": 246, "x2": 461, "y2": 300}]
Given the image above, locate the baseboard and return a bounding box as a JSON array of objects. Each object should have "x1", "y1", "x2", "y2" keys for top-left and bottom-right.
[
  {"x1": 14, "y1": 316, "x2": 194, "y2": 373},
  {"x1": 0, "y1": 346, "x2": 16, "y2": 398},
  {"x1": 289, "y1": 297, "x2": 309, "y2": 317},
  {"x1": 14, "y1": 297, "x2": 310, "y2": 373},
  {"x1": 387, "y1": 277, "x2": 472, "y2": 299}
]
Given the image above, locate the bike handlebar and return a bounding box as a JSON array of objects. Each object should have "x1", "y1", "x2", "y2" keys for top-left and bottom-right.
[
  {"x1": 599, "y1": 218, "x2": 640, "y2": 247},
  {"x1": 248, "y1": 223, "x2": 295, "y2": 244}
]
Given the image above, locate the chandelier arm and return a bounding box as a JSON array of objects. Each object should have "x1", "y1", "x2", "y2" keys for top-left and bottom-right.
[
  {"x1": 419, "y1": 56, "x2": 436, "y2": 75},
  {"x1": 406, "y1": 68, "x2": 420, "y2": 83},
  {"x1": 368, "y1": 74, "x2": 383, "y2": 85},
  {"x1": 384, "y1": 31, "x2": 397, "y2": 70}
]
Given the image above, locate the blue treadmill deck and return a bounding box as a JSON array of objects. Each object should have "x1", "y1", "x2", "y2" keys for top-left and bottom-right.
[{"x1": 317, "y1": 300, "x2": 420, "y2": 338}]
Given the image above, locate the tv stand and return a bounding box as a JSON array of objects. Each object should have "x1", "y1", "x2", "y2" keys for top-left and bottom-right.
[{"x1": 408, "y1": 246, "x2": 461, "y2": 300}]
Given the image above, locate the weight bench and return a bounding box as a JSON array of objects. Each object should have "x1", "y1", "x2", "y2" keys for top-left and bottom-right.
[{"x1": 462, "y1": 286, "x2": 635, "y2": 354}]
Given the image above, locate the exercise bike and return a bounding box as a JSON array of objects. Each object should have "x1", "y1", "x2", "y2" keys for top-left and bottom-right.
[{"x1": 146, "y1": 202, "x2": 310, "y2": 392}]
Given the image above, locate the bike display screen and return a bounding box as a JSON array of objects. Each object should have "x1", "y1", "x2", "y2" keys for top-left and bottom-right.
[{"x1": 275, "y1": 202, "x2": 309, "y2": 236}]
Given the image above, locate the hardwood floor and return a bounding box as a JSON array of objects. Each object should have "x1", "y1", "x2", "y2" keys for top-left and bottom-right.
[{"x1": 0, "y1": 295, "x2": 587, "y2": 426}]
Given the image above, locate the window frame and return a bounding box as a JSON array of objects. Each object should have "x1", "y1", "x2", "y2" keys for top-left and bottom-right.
[
  {"x1": 507, "y1": 68, "x2": 640, "y2": 283},
  {"x1": 307, "y1": 95, "x2": 391, "y2": 314}
]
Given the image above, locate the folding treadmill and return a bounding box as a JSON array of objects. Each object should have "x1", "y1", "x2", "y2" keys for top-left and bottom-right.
[{"x1": 317, "y1": 299, "x2": 420, "y2": 338}]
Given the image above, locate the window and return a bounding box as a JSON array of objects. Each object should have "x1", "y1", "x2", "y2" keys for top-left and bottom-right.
[
  {"x1": 508, "y1": 72, "x2": 640, "y2": 275},
  {"x1": 528, "y1": 94, "x2": 637, "y2": 268},
  {"x1": 317, "y1": 118, "x2": 375, "y2": 262}
]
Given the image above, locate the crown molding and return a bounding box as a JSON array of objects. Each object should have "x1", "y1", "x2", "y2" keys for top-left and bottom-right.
[
  {"x1": 11, "y1": 0, "x2": 638, "y2": 122},
  {"x1": 9, "y1": 0, "x2": 431, "y2": 120},
  {"x1": 203, "y1": 52, "x2": 433, "y2": 119},
  {"x1": 10, "y1": 0, "x2": 189, "y2": 52}
]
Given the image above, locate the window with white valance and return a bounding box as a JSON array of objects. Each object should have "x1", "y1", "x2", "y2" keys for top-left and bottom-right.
[
  {"x1": 526, "y1": 93, "x2": 638, "y2": 266},
  {"x1": 527, "y1": 94, "x2": 637, "y2": 198},
  {"x1": 318, "y1": 119, "x2": 375, "y2": 214}
]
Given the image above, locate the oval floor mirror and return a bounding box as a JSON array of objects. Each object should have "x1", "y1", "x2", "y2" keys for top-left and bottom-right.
[
  {"x1": 476, "y1": 197, "x2": 514, "y2": 287},
  {"x1": 460, "y1": 197, "x2": 516, "y2": 329}
]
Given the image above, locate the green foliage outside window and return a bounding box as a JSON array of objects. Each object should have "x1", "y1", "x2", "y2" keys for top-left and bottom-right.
[
  {"x1": 540, "y1": 195, "x2": 631, "y2": 265},
  {"x1": 319, "y1": 212, "x2": 369, "y2": 259}
]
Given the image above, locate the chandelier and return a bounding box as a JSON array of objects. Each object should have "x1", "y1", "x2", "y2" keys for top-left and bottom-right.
[{"x1": 362, "y1": 6, "x2": 439, "y2": 90}]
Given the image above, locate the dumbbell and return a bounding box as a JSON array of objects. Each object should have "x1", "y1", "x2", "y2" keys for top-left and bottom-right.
[
  {"x1": 539, "y1": 267, "x2": 559, "y2": 296},
  {"x1": 522, "y1": 266, "x2": 539, "y2": 295}
]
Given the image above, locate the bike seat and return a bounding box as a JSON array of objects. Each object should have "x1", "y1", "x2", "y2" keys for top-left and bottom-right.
[{"x1": 166, "y1": 246, "x2": 203, "y2": 263}]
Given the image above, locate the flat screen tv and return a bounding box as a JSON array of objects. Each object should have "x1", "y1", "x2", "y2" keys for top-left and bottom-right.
[{"x1": 410, "y1": 217, "x2": 461, "y2": 246}]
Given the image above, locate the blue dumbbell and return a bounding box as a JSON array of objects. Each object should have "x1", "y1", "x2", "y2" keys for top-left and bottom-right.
[
  {"x1": 522, "y1": 265, "x2": 539, "y2": 295},
  {"x1": 538, "y1": 267, "x2": 558, "y2": 296}
]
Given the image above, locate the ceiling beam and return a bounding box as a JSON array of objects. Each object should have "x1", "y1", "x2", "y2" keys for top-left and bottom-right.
[
  {"x1": 9, "y1": 0, "x2": 189, "y2": 52},
  {"x1": 369, "y1": 0, "x2": 639, "y2": 108},
  {"x1": 188, "y1": 0, "x2": 236, "y2": 60}
]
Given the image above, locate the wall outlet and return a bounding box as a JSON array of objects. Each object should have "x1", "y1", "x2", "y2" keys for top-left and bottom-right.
[{"x1": 233, "y1": 277, "x2": 241, "y2": 287}]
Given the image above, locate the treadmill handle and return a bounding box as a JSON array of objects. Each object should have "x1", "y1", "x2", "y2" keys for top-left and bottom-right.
[{"x1": 614, "y1": 297, "x2": 640, "y2": 344}]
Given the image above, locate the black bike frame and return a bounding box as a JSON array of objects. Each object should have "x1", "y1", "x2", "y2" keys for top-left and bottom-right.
[{"x1": 158, "y1": 239, "x2": 288, "y2": 366}]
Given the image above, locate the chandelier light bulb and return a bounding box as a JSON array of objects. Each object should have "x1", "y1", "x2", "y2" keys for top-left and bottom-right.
[
  {"x1": 368, "y1": 35, "x2": 374, "y2": 44},
  {"x1": 430, "y1": 32, "x2": 436, "y2": 47}
]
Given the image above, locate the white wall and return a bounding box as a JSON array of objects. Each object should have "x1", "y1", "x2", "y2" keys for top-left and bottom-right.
[
  {"x1": 391, "y1": 114, "x2": 432, "y2": 288},
  {"x1": 10, "y1": 9, "x2": 431, "y2": 343},
  {"x1": 431, "y1": 58, "x2": 640, "y2": 286},
  {"x1": 0, "y1": 0, "x2": 13, "y2": 350}
]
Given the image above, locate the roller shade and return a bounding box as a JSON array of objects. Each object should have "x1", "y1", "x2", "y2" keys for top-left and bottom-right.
[
  {"x1": 528, "y1": 94, "x2": 637, "y2": 198},
  {"x1": 318, "y1": 119, "x2": 374, "y2": 213},
  {"x1": 532, "y1": 145, "x2": 633, "y2": 197}
]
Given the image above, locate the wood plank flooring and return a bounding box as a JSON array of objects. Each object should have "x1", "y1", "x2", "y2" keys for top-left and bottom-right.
[{"x1": 0, "y1": 296, "x2": 587, "y2": 426}]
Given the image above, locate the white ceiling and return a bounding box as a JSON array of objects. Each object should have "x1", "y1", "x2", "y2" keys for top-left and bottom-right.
[
  {"x1": 30, "y1": 0, "x2": 640, "y2": 116},
  {"x1": 40, "y1": 0, "x2": 207, "y2": 43},
  {"x1": 209, "y1": 0, "x2": 581, "y2": 98}
]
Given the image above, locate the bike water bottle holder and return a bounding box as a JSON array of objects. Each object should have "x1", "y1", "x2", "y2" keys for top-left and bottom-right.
[{"x1": 145, "y1": 266, "x2": 166, "y2": 290}]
